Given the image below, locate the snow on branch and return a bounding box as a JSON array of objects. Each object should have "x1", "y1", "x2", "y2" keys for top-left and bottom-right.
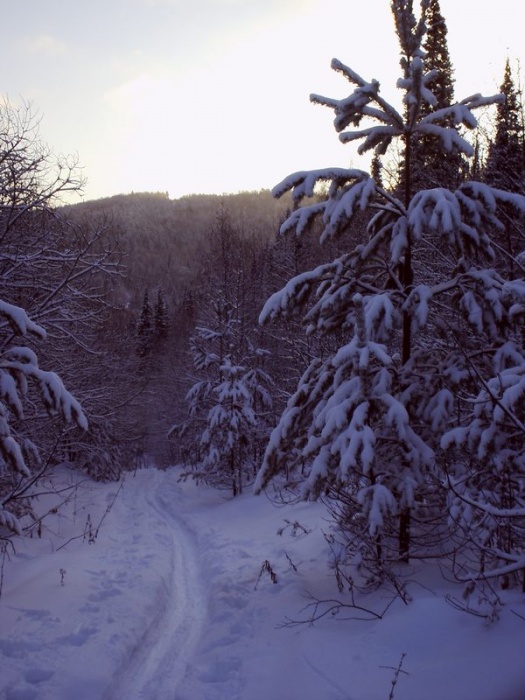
[
  {"x1": 460, "y1": 92, "x2": 504, "y2": 110},
  {"x1": 272, "y1": 169, "x2": 378, "y2": 242},
  {"x1": 363, "y1": 293, "x2": 398, "y2": 341},
  {"x1": 0, "y1": 435, "x2": 29, "y2": 477},
  {"x1": 311, "y1": 58, "x2": 404, "y2": 137},
  {"x1": 259, "y1": 262, "x2": 337, "y2": 325},
  {"x1": 404, "y1": 183, "x2": 525, "y2": 261},
  {"x1": 475, "y1": 183, "x2": 525, "y2": 216},
  {"x1": 328, "y1": 59, "x2": 404, "y2": 125},
  {"x1": 357, "y1": 483, "x2": 397, "y2": 536},
  {"x1": 455, "y1": 182, "x2": 525, "y2": 247},
  {"x1": 0, "y1": 349, "x2": 88, "y2": 433},
  {"x1": 280, "y1": 202, "x2": 327, "y2": 237},
  {"x1": 272, "y1": 168, "x2": 369, "y2": 203},
  {"x1": 423, "y1": 388, "x2": 455, "y2": 433},
  {"x1": 311, "y1": 63, "x2": 384, "y2": 132},
  {"x1": 36, "y1": 369, "x2": 88, "y2": 430},
  {"x1": 320, "y1": 176, "x2": 377, "y2": 241},
  {"x1": 0, "y1": 300, "x2": 46, "y2": 338},
  {"x1": 0, "y1": 298, "x2": 87, "y2": 482},
  {"x1": 339, "y1": 125, "x2": 399, "y2": 155},
  {"x1": 409, "y1": 188, "x2": 461, "y2": 238},
  {"x1": 307, "y1": 52, "x2": 502, "y2": 173},
  {"x1": 416, "y1": 123, "x2": 474, "y2": 157},
  {"x1": 397, "y1": 56, "x2": 437, "y2": 110},
  {"x1": 403, "y1": 284, "x2": 433, "y2": 329},
  {"x1": 0, "y1": 506, "x2": 22, "y2": 534},
  {"x1": 0, "y1": 370, "x2": 25, "y2": 418},
  {"x1": 407, "y1": 187, "x2": 490, "y2": 257},
  {"x1": 420, "y1": 103, "x2": 478, "y2": 130},
  {"x1": 477, "y1": 366, "x2": 525, "y2": 429},
  {"x1": 453, "y1": 555, "x2": 525, "y2": 584},
  {"x1": 328, "y1": 58, "x2": 370, "y2": 88},
  {"x1": 448, "y1": 479, "x2": 525, "y2": 519}
]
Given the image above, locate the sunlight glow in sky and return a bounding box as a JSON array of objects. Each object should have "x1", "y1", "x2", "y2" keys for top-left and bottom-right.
[{"x1": 1, "y1": 0, "x2": 523, "y2": 202}]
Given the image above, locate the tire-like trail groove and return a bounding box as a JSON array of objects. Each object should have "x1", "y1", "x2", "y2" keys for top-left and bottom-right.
[{"x1": 109, "y1": 477, "x2": 207, "y2": 700}]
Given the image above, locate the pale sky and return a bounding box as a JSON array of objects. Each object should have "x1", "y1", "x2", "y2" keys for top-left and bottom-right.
[{"x1": 1, "y1": 0, "x2": 523, "y2": 202}]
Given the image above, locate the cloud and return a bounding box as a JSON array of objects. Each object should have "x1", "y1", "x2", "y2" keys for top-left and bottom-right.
[{"x1": 27, "y1": 34, "x2": 67, "y2": 56}]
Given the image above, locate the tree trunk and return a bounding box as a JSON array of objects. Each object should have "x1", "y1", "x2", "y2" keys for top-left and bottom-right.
[
  {"x1": 398, "y1": 134, "x2": 414, "y2": 561},
  {"x1": 399, "y1": 508, "x2": 411, "y2": 563}
]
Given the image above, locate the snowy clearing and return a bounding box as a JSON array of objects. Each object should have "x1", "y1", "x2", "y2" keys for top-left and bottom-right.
[{"x1": 1, "y1": 467, "x2": 525, "y2": 700}]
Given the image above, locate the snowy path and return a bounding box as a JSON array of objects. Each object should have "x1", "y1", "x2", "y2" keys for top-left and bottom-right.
[
  {"x1": 109, "y1": 478, "x2": 207, "y2": 700},
  {"x1": 0, "y1": 469, "x2": 213, "y2": 700},
  {"x1": 1, "y1": 467, "x2": 525, "y2": 700}
]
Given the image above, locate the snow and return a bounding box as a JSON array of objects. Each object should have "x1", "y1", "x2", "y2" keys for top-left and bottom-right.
[
  {"x1": 36, "y1": 370, "x2": 88, "y2": 431},
  {"x1": 0, "y1": 301, "x2": 46, "y2": 339},
  {"x1": 1, "y1": 466, "x2": 525, "y2": 700}
]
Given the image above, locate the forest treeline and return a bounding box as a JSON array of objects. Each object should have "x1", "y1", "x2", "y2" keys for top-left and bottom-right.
[
  {"x1": 2, "y1": 0, "x2": 525, "y2": 610},
  {"x1": 64, "y1": 189, "x2": 290, "y2": 304}
]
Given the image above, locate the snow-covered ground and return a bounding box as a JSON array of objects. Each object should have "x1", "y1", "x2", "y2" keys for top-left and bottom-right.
[{"x1": 1, "y1": 466, "x2": 525, "y2": 700}]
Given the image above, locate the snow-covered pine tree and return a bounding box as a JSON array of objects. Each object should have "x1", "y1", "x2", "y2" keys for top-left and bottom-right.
[
  {"x1": 176, "y1": 304, "x2": 274, "y2": 495},
  {"x1": 255, "y1": 0, "x2": 525, "y2": 585},
  {"x1": 198, "y1": 359, "x2": 272, "y2": 496},
  {"x1": 173, "y1": 208, "x2": 275, "y2": 494}
]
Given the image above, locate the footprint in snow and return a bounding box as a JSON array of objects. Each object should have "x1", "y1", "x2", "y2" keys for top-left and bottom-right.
[
  {"x1": 56, "y1": 624, "x2": 98, "y2": 646},
  {"x1": 8, "y1": 607, "x2": 59, "y2": 624},
  {"x1": 196, "y1": 656, "x2": 242, "y2": 684},
  {"x1": 87, "y1": 586, "x2": 122, "y2": 602},
  {"x1": 24, "y1": 668, "x2": 54, "y2": 684},
  {"x1": 5, "y1": 685, "x2": 38, "y2": 700},
  {"x1": 78, "y1": 602, "x2": 100, "y2": 613},
  {"x1": 0, "y1": 638, "x2": 43, "y2": 659}
]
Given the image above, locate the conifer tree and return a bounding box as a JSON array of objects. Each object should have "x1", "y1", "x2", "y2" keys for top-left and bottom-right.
[
  {"x1": 371, "y1": 153, "x2": 384, "y2": 189},
  {"x1": 422, "y1": 0, "x2": 453, "y2": 109},
  {"x1": 485, "y1": 60, "x2": 525, "y2": 194},
  {"x1": 136, "y1": 289, "x2": 153, "y2": 357},
  {"x1": 173, "y1": 208, "x2": 276, "y2": 494},
  {"x1": 190, "y1": 359, "x2": 272, "y2": 496},
  {"x1": 400, "y1": 0, "x2": 461, "y2": 192},
  {"x1": 255, "y1": 0, "x2": 525, "y2": 589},
  {"x1": 483, "y1": 60, "x2": 525, "y2": 273},
  {"x1": 154, "y1": 287, "x2": 169, "y2": 341}
]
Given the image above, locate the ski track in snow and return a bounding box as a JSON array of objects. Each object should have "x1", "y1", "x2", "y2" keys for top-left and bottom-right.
[
  {"x1": 0, "y1": 468, "x2": 268, "y2": 700},
  {"x1": 109, "y1": 477, "x2": 207, "y2": 700},
  {"x1": 2, "y1": 467, "x2": 525, "y2": 700}
]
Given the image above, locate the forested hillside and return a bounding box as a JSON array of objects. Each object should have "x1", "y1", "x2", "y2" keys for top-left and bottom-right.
[
  {"x1": 64, "y1": 190, "x2": 291, "y2": 303},
  {"x1": 60, "y1": 189, "x2": 296, "y2": 467}
]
